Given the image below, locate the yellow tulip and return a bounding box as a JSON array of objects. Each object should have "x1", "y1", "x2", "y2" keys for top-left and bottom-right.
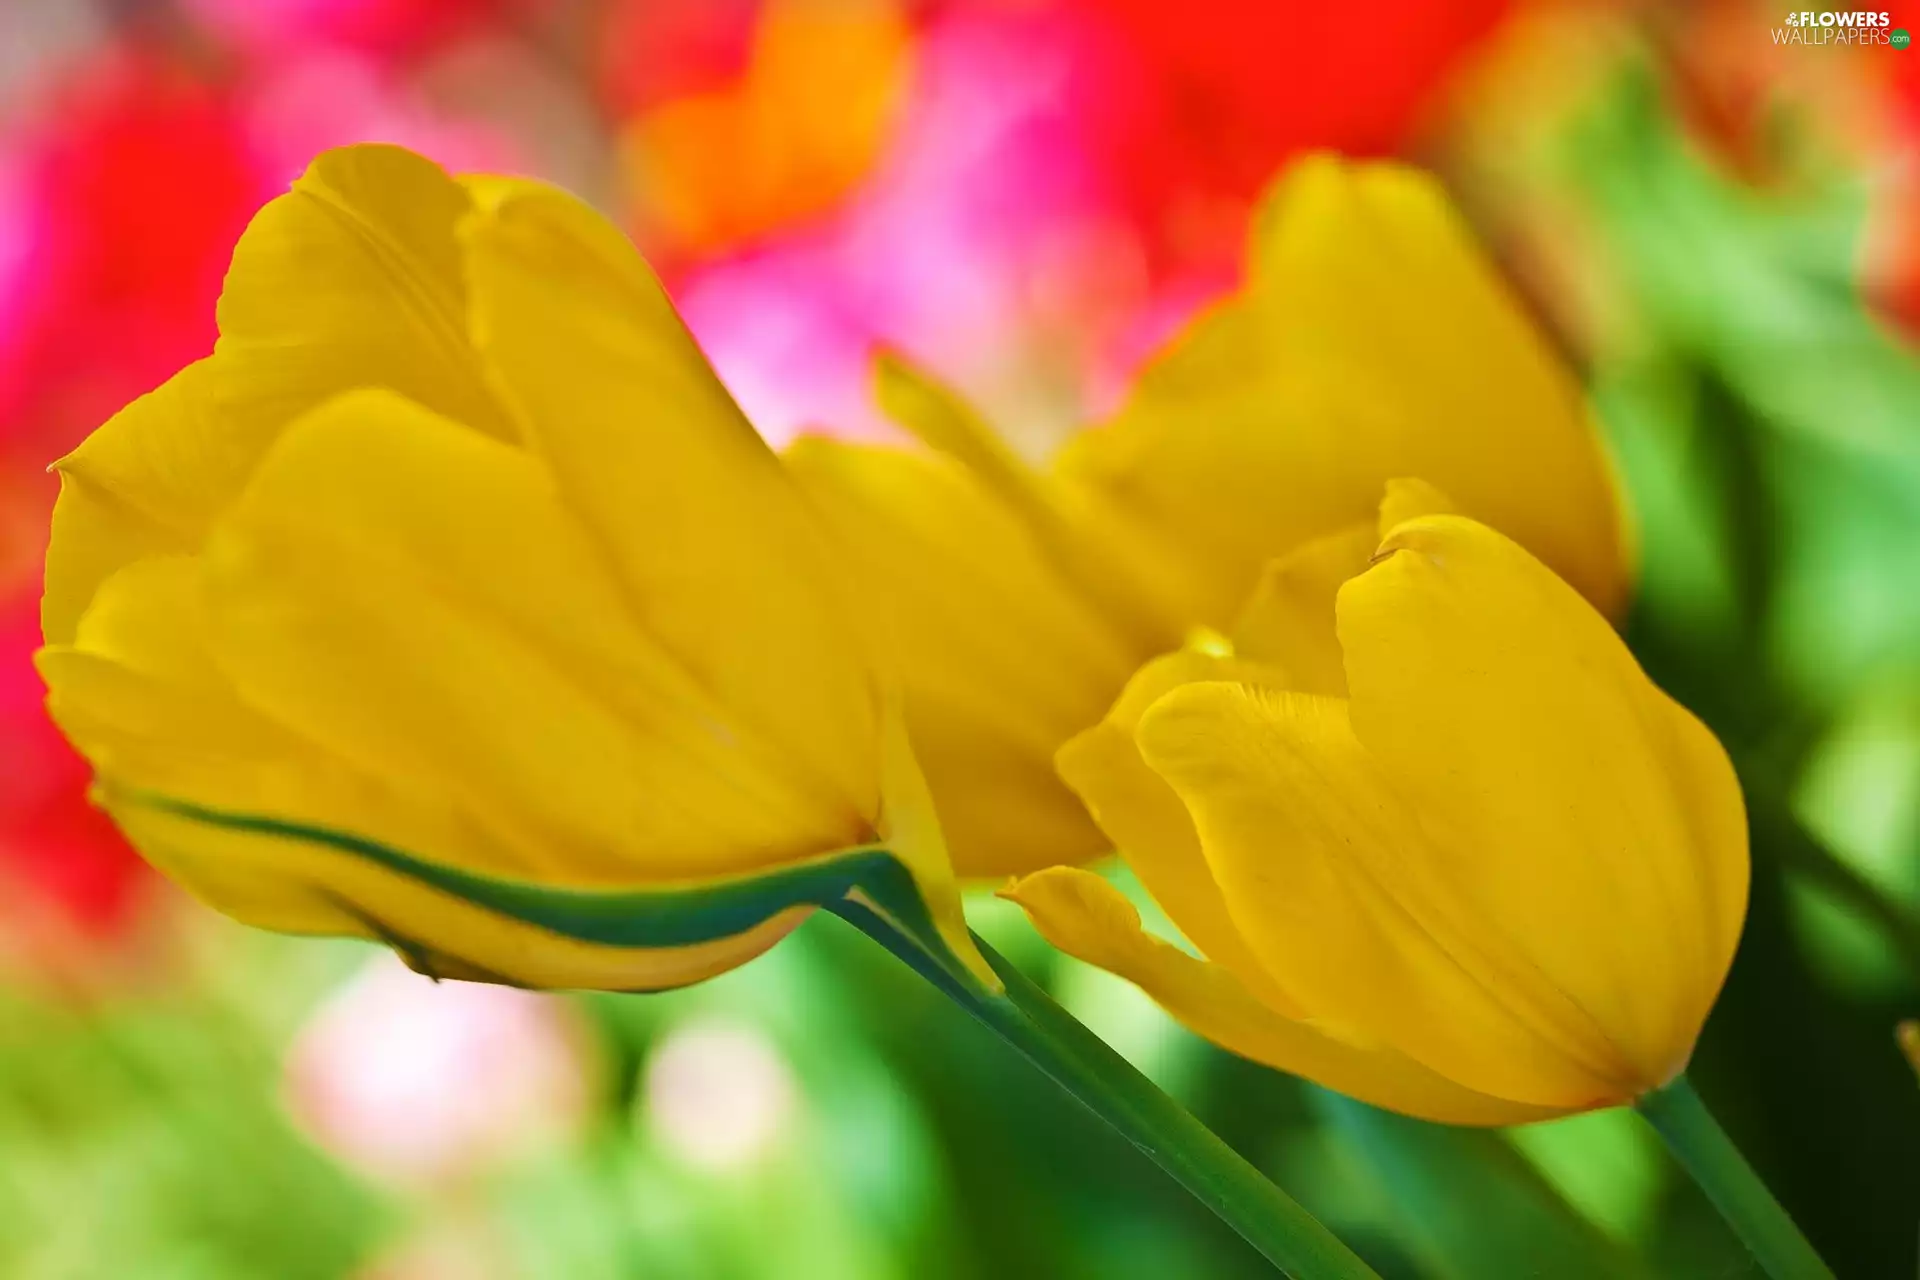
[
  {"x1": 786, "y1": 154, "x2": 1628, "y2": 877},
  {"x1": 1003, "y1": 485, "x2": 1747, "y2": 1124},
  {"x1": 37, "y1": 144, "x2": 983, "y2": 991}
]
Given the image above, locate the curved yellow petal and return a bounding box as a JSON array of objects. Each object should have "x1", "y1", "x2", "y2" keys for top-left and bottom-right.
[
  {"x1": 46, "y1": 145, "x2": 505, "y2": 643},
  {"x1": 785, "y1": 436, "x2": 1136, "y2": 876},
  {"x1": 463, "y1": 178, "x2": 879, "y2": 824},
  {"x1": 1377, "y1": 476, "x2": 1458, "y2": 536},
  {"x1": 1055, "y1": 648, "x2": 1298, "y2": 1011},
  {"x1": 874, "y1": 354, "x2": 1183, "y2": 649},
  {"x1": 1002, "y1": 868, "x2": 1562, "y2": 1126},
  {"x1": 42, "y1": 363, "x2": 222, "y2": 645},
  {"x1": 1228, "y1": 523, "x2": 1375, "y2": 696},
  {"x1": 1058, "y1": 154, "x2": 1626, "y2": 629},
  {"x1": 1137, "y1": 681, "x2": 1638, "y2": 1109},
  {"x1": 39, "y1": 553, "x2": 535, "y2": 899},
  {"x1": 216, "y1": 143, "x2": 509, "y2": 444},
  {"x1": 202, "y1": 388, "x2": 865, "y2": 884},
  {"x1": 1339, "y1": 515, "x2": 1746, "y2": 1086},
  {"x1": 873, "y1": 353, "x2": 1052, "y2": 533},
  {"x1": 870, "y1": 694, "x2": 998, "y2": 989}
]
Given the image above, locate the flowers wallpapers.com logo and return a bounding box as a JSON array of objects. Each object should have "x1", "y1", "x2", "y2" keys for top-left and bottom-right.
[{"x1": 1774, "y1": 10, "x2": 1909, "y2": 43}]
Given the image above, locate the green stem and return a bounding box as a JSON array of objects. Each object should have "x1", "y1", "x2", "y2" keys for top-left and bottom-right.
[
  {"x1": 1635, "y1": 1075, "x2": 1834, "y2": 1280},
  {"x1": 832, "y1": 902, "x2": 1379, "y2": 1279}
]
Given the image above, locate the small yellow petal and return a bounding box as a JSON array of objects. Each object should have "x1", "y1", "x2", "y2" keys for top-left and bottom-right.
[
  {"x1": 1228, "y1": 523, "x2": 1375, "y2": 695},
  {"x1": 1002, "y1": 867, "x2": 1561, "y2": 1126},
  {"x1": 1225, "y1": 482, "x2": 1458, "y2": 694},
  {"x1": 874, "y1": 353, "x2": 1182, "y2": 649},
  {"x1": 1056, "y1": 648, "x2": 1298, "y2": 1011},
  {"x1": 873, "y1": 352, "x2": 1051, "y2": 530},
  {"x1": 45, "y1": 362, "x2": 229, "y2": 645},
  {"x1": 1377, "y1": 476, "x2": 1457, "y2": 536},
  {"x1": 872, "y1": 696, "x2": 998, "y2": 988}
]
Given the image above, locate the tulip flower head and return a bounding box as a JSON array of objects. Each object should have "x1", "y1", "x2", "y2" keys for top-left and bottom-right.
[
  {"x1": 787, "y1": 154, "x2": 1628, "y2": 878},
  {"x1": 1006, "y1": 484, "x2": 1748, "y2": 1123},
  {"x1": 37, "y1": 144, "x2": 985, "y2": 991}
]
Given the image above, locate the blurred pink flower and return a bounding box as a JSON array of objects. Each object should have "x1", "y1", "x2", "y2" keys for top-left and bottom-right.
[
  {"x1": 181, "y1": 0, "x2": 544, "y2": 62},
  {"x1": 240, "y1": 45, "x2": 518, "y2": 183},
  {"x1": 285, "y1": 955, "x2": 594, "y2": 1190},
  {"x1": 670, "y1": 2, "x2": 1160, "y2": 445}
]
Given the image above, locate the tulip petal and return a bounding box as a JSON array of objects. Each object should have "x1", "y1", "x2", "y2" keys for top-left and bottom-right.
[
  {"x1": 786, "y1": 436, "x2": 1135, "y2": 875},
  {"x1": 42, "y1": 363, "x2": 222, "y2": 645},
  {"x1": 873, "y1": 352, "x2": 1053, "y2": 534},
  {"x1": 1377, "y1": 476, "x2": 1458, "y2": 535},
  {"x1": 463, "y1": 179, "x2": 879, "y2": 823},
  {"x1": 1138, "y1": 681, "x2": 1637, "y2": 1108},
  {"x1": 215, "y1": 143, "x2": 509, "y2": 443},
  {"x1": 1338, "y1": 515, "x2": 1746, "y2": 1086},
  {"x1": 1003, "y1": 868, "x2": 1561, "y2": 1126},
  {"x1": 41, "y1": 555, "x2": 401, "y2": 844},
  {"x1": 40, "y1": 554, "x2": 550, "y2": 931},
  {"x1": 46, "y1": 145, "x2": 504, "y2": 643},
  {"x1": 203, "y1": 388, "x2": 865, "y2": 883},
  {"x1": 1059, "y1": 155, "x2": 1625, "y2": 627},
  {"x1": 1056, "y1": 648, "x2": 1300, "y2": 1011},
  {"x1": 874, "y1": 353, "x2": 1183, "y2": 647},
  {"x1": 1228, "y1": 523, "x2": 1375, "y2": 695}
]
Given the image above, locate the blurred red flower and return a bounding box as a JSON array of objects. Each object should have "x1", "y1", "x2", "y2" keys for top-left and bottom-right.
[
  {"x1": 1075, "y1": 0, "x2": 1514, "y2": 271},
  {"x1": 0, "y1": 594, "x2": 142, "y2": 938},
  {"x1": 0, "y1": 44, "x2": 270, "y2": 463},
  {"x1": 0, "y1": 43, "x2": 272, "y2": 941}
]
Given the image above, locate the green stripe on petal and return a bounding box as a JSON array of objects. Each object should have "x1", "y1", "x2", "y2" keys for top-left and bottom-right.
[{"x1": 113, "y1": 785, "x2": 980, "y2": 986}]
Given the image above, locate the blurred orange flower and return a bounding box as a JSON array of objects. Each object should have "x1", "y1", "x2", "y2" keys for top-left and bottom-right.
[{"x1": 620, "y1": 0, "x2": 914, "y2": 261}]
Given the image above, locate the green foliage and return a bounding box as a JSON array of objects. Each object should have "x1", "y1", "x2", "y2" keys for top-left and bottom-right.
[
  {"x1": 0, "y1": 939, "x2": 389, "y2": 1279},
  {"x1": 1312, "y1": 1092, "x2": 1653, "y2": 1280}
]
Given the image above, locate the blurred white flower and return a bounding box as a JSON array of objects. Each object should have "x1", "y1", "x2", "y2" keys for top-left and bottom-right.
[
  {"x1": 285, "y1": 953, "x2": 593, "y2": 1189},
  {"x1": 643, "y1": 1018, "x2": 797, "y2": 1172}
]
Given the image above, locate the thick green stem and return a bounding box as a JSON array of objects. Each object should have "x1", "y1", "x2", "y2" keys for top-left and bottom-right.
[
  {"x1": 1635, "y1": 1076, "x2": 1834, "y2": 1280},
  {"x1": 833, "y1": 903, "x2": 1378, "y2": 1279}
]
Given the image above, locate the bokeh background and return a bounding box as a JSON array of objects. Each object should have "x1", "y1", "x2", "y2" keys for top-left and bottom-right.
[{"x1": 3, "y1": 1, "x2": 1919, "y2": 1275}]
